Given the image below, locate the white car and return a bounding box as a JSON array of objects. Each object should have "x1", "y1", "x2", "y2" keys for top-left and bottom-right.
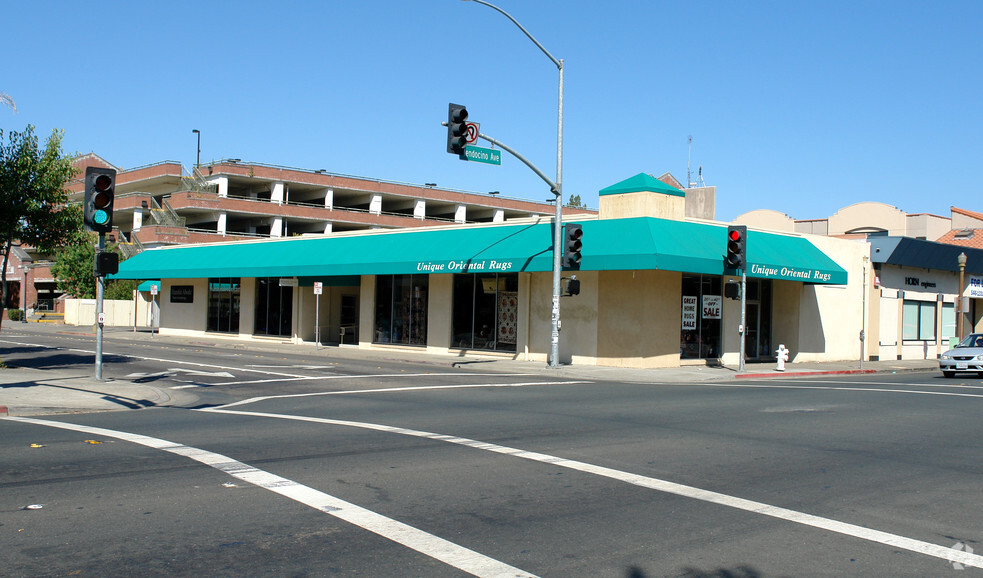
[{"x1": 939, "y1": 333, "x2": 983, "y2": 377}]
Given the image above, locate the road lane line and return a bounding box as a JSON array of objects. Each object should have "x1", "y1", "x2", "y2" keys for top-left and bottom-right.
[
  {"x1": 200, "y1": 407, "x2": 983, "y2": 570},
  {"x1": 3, "y1": 415, "x2": 536, "y2": 578},
  {"x1": 705, "y1": 382, "x2": 983, "y2": 399},
  {"x1": 213, "y1": 381, "x2": 590, "y2": 408}
]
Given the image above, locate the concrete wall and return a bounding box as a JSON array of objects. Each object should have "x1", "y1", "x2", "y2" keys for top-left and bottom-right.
[
  {"x1": 684, "y1": 186, "x2": 716, "y2": 220},
  {"x1": 65, "y1": 298, "x2": 147, "y2": 327}
]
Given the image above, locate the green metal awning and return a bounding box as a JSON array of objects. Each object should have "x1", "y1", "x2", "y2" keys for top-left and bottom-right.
[{"x1": 112, "y1": 217, "x2": 847, "y2": 285}]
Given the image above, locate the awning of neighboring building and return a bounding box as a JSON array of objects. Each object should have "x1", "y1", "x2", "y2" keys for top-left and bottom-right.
[
  {"x1": 112, "y1": 217, "x2": 847, "y2": 285},
  {"x1": 870, "y1": 236, "x2": 983, "y2": 274},
  {"x1": 136, "y1": 280, "x2": 160, "y2": 292}
]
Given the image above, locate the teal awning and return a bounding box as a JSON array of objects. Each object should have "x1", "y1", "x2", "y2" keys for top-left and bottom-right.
[
  {"x1": 113, "y1": 217, "x2": 846, "y2": 285},
  {"x1": 599, "y1": 173, "x2": 685, "y2": 197},
  {"x1": 136, "y1": 280, "x2": 160, "y2": 292}
]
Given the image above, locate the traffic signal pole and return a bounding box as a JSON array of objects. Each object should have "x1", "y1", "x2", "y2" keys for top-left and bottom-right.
[
  {"x1": 740, "y1": 267, "x2": 746, "y2": 373},
  {"x1": 95, "y1": 233, "x2": 105, "y2": 380},
  {"x1": 460, "y1": 0, "x2": 564, "y2": 368}
]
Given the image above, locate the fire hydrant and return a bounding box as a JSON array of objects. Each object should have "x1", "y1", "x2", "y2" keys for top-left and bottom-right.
[{"x1": 776, "y1": 344, "x2": 789, "y2": 371}]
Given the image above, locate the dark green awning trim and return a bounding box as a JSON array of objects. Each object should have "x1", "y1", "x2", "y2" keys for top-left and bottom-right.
[{"x1": 113, "y1": 217, "x2": 847, "y2": 285}]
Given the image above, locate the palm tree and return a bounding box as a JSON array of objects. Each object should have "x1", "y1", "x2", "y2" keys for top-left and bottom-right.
[{"x1": 1, "y1": 92, "x2": 15, "y2": 112}]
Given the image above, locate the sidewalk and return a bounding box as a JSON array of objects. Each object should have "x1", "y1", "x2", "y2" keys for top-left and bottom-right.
[{"x1": 0, "y1": 324, "x2": 940, "y2": 417}]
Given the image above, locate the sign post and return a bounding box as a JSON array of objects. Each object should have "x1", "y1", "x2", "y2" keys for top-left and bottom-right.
[
  {"x1": 314, "y1": 281, "x2": 323, "y2": 351},
  {"x1": 150, "y1": 283, "x2": 159, "y2": 336}
]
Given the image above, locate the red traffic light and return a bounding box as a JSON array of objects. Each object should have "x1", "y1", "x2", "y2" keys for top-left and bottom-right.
[
  {"x1": 728, "y1": 229, "x2": 742, "y2": 242},
  {"x1": 94, "y1": 174, "x2": 113, "y2": 192}
]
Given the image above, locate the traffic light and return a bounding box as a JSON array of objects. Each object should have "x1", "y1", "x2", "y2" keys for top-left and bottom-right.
[
  {"x1": 94, "y1": 251, "x2": 119, "y2": 277},
  {"x1": 84, "y1": 166, "x2": 116, "y2": 234},
  {"x1": 562, "y1": 223, "x2": 583, "y2": 270},
  {"x1": 446, "y1": 103, "x2": 469, "y2": 156},
  {"x1": 724, "y1": 280, "x2": 741, "y2": 300},
  {"x1": 725, "y1": 225, "x2": 747, "y2": 270}
]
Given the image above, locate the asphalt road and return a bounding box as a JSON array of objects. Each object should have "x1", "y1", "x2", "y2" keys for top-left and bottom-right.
[{"x1": 2, "y1": 329, "x2": 982, "y2": 576}]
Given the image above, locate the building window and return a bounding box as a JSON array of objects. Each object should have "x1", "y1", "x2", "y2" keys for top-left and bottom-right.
[
  {"x1": 207, "y1": 278, "x2": 240, "y2": 333},
  {"x1": 942, "y1": 302, "x2": 956, "y2": 339},
  {"x1": 680, "y1": 275, "x2": 722, "y2": 359},
  {"x1": 902, "y1": 300, "x2": 936, "y2": 341},
  {"x1": 374, "y1": 274, "x2": 428, "y2": 345},
  {"x1": 452, "y1": 273, "x2": 519, "y2": 352},
  {"x1": 255, "y1": 278, "x2": 293, "y2": 337}
]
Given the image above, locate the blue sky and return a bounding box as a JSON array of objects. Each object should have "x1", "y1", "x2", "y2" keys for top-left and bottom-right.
[{"x1": 4, "y1": 1, "x2": 981, "y2": 221}]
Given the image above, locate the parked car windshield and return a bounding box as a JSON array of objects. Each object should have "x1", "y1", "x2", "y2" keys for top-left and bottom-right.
[{"x1": 958, "y1": 334, "x2": 983, "y2": 348}]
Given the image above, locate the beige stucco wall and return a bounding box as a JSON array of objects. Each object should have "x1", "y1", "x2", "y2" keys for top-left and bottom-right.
[
  {"x1": 733, "y1": 209, "x2": 795, "y2": 233},
  {"x1": 599, "y1": 192, "x2": 685, "y2": 221},
  {"x1": 158, "y1": 279, "x2": 208, "y2": 336},
  {"x1": 426, "y1": 274, "x2": 453, "y2": 354},
  {"x1": 596, "y1": 269, "x2": 681, "y2": 368},
  {"x1": 828, "y1": 202, "x2": 905, "y2": 236},
  {"x1": 905, "y1": 213, "x2": 951, "y2": 241},
  {"x1": 358, "y1": 275, "x2": 376, "y2": 346},
  {"x1": 790, "y1": 235, "x2": 869, "y2": 362},
  {"x1": 952, "y1": 211, "x2": 983, "y2": 230}
]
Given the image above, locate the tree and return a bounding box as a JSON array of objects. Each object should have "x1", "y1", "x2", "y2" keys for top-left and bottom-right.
[
  {"x1": 565, "y1": 194, "x2": 586, "y2": 209},
  {"x1": 49, "y1": 238, "x2": 137, "y2": 300},
  {"x1": 0, "y1": 125, "x2": 80, "y2": 332},
  {"x1": 49, "y1": 238, "x2": 96, "y2": 299}
]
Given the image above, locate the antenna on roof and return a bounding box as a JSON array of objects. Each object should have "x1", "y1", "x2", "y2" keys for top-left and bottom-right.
[
  {"x1": 696, "y1": 165, "x2": 706, "y2": 187},
  {"x1": 687, "y1": 136, "x2": 693, "y2": 189}
]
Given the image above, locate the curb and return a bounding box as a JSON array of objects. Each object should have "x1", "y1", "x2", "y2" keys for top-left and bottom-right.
[
  {"x1": 0, "y1": 405, "x2": 7, "y2": 417},
  {"x1": 736, "y1": 370, "x2": 875, "y2": 380},
  {"x1": 735, "y1": 368, "x2": 917, "y2": 380}
]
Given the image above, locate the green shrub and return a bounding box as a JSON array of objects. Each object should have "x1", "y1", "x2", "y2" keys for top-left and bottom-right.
[{"x1": 7, "y1": 309, "x2": 23, "y2": 321}]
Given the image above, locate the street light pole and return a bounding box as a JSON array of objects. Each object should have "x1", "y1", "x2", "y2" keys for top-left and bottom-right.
[
  {"x1": 192, "y1": 129, "x2": 201, "y2": 174},
  {"x1": 958, "y1": 252, "x2": 967, "y2": 340},
  {"x1": 463, "y1": 0, "x2": 565, "y2": 367}
]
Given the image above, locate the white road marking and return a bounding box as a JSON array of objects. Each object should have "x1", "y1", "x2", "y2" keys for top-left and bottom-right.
[
  {"x1": 200, "y1": 407, "x2": 983, "y2": 570},
  {"x1": 3, "y1": 416, "x2": 536, "y2": 578},
  {"x1": 213, "y1": 381, "x2": 589, "y2": 409},
  {"x1": 126, "y1": 368, "x2": 235, "y2": 379},
  {"x1": 707, "y1": 381, "x2": 983, "y2": 399},
  {"x1": 0, "y1": 339, "x2": 309, "y2": 379}
]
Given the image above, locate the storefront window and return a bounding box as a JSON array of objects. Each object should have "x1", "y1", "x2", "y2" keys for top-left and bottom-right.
[
  {"x1": 451, "y1": 273, "x2": 519, "y2": 352},
  {"x1": 375, "y1": 274, "x2": 428, "y2": 345},
  {"x1": 680, "y1": 275, "x2": 722, "y2": 359},
  {"x1": 207, "y1": 278, "x2": 240, "y2": 333},
  {"x1": 903, "y1": 300, "x2": 936, "y2": 340},
  {"x1": 255, "y1": 278, "x2": 293, "y2": 337},
  {"x1": 942, "y1": 302, "x2": 956, "y2": 339}
]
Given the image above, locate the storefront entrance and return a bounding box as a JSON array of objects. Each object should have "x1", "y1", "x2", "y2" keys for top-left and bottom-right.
[
  {"x1": 743, "y1": 279, "x2": 773, "y2": 360},
  {"x1": 680, "y1": 275, "x2": 722, "y2": 360}
]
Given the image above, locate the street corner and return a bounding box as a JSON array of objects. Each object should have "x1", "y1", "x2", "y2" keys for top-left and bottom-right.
[{"x1": 0, "y1": 369, "x2": 192, "y2": 416}]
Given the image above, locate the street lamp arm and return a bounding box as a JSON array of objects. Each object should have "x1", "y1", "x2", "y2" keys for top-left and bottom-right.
[
  {"x1": 463, "y1": 0, "x2": 561, "y2": 70},
  {"x1": 440, "y1": 122, "x2": 558, "y2": 193},
  {"x1": 477, "y1": 132, "x2": 558, "y2": 194}
]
